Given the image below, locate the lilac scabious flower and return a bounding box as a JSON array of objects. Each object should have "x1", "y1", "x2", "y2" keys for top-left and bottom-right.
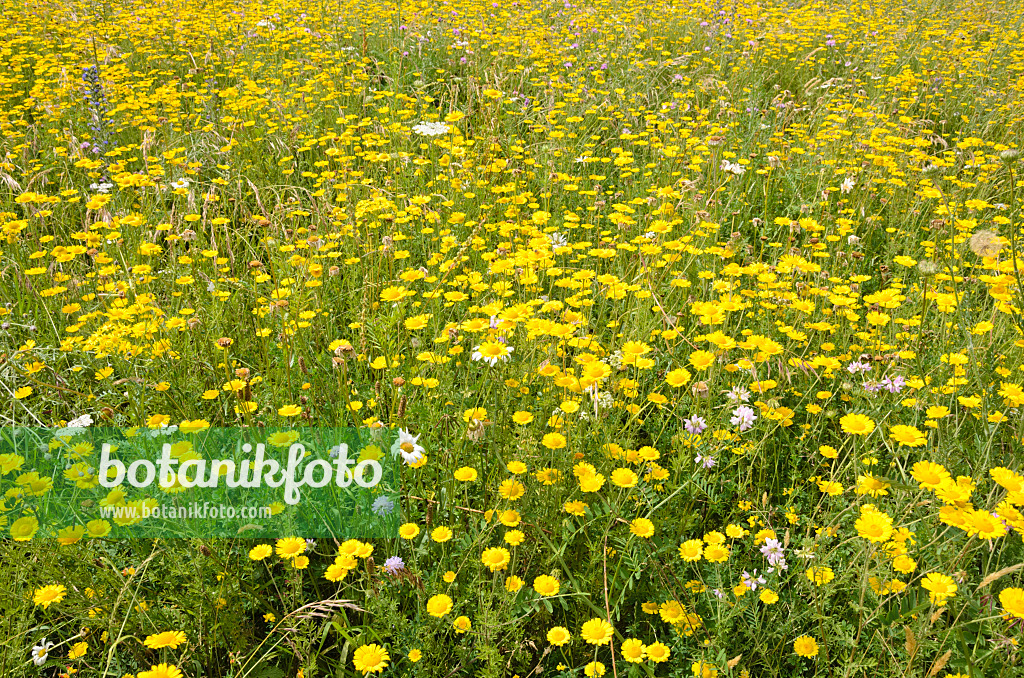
[
  {"x1": 383, "y1": 556, "x2": 405, "y2": 574},
  {"x1": 684, "y1": 415, "x2": 707, "y2": 435},
  {"x1": 730, "y1": 405, "x2": 756, "y2": 431},
  {"x1": 372, "y1": 495, "x2": 396, "y2": 517},
  {"x1": 694, "y1": 454, "x2": 716, "y2": 469}
]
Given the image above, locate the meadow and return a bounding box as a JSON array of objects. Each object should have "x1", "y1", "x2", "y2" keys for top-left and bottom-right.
[{"x1": 1, "y1": 0, "x2": 1024, "y2": 675}]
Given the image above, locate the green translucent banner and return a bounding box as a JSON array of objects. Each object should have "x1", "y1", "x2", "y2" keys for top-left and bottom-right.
[{"x1": 0, "y1": 426, "x2": 400, "y2": 539}]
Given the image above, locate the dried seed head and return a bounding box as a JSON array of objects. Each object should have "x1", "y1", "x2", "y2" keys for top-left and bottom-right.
[{"x1": 969, "y1": 229, "x2": 1003, "y2": 258}]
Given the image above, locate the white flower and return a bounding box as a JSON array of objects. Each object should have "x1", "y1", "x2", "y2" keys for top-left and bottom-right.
[
  {"x1": 391, "y1": 428, "x2": 425, "y2": 465},
  {"x1": 720, "y1": 160, "x2": 745, "y2": 175},
  {"x1": 67, "y1": 413, "x2": 94, "y2": 428},
  {"x1": 548, "y1": 232, "x2": 568, "y2": 248},
  {"x1": 170, "y1": 178, "x2": 191, "y2": 190},
  {"x1": 412, "y1": 121, "x2": 450, "y2": 137},
  {"x1": 725, "y1": 386, "x2": 750, "y2": 403},
  {"x1": 256, "y1": 19, "x2": 276, "y2": 29},
  {"x1": 471, "y1": 342, "x2": 513, "y2": 366},
  {"x1": 89, "y1": 182, "x2": 114, "y2": 193},
  {"x1": 32, "y1": 638, "x2": 53, "y2": 666},
  {"x1": 148, "y1": 424, "x2": 178, "y2": 438},
  {"x1": 730, "y1": 405, "x2": 757, "y2": 431},
  {"x1": 742, "y1": 570, "x2": 766, "y2": 591},
  {"x1": 840, "y1": 176, "x2": 855, "y2": 193},
  {"x1": 760, "y1": 538, "x2": 785, "y2": 564}
]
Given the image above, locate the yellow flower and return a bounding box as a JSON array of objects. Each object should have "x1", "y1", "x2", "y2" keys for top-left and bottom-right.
[
  {"x1": 138, "y1": 663, "x2": 184, "y2": 678},
  {"x1": 579, "y1": 473, "x2": 606, "y2": 492},
  {"x1": 498, "y1": 478, "x2": 525, "y2": 500},
  {"x1": 275, "y1": 537, "x2": 307, "y2": 559},
  {"x1": 249, "y1": 544, "x2": 273, "y2": 560},
  {"x1": 805, "y1": 566, "x2": 835, "y2": 586},
  {"x1": 34, "y1": 584, "x2": 67, "y2": 608},
  {"x1": 840, "y1": 413, "x2": 874, "y2": 435},
  {"x1": 57, "y1": 525, "x2": 86, "y2": 545},
  {"x1": 819, "y1": 445, "x2": 838, "y2": 459},
  {"x1": 911, "y1": 461, "x2": 950, "y2": 490},
  {"x1": 610, "y1": 467, "x2": 638, "y2": 488},
  {"x1": 512, "y1": 411, "x2": 534, "y2": 425},
  {"x1": 11, "y1": 515, "x2": 39, "y2": 541},
  {"x1": 564, "y1": 500, "x2": 587, "y2": 517},
  {"x1": 665, "y1": 367, "x2": 692, "y2": 387},
  {"x1": 533, "y1": 575, "x2": 560, "y2": 597},
  {"x1": 646, "y1": 642, "x2": 670, "y2": 662},
  {"x1": 889, "y1": 424, "x2": 925, "y2": 447},
  {"x1": 481, "y1": 546, "x2": 511, "y2": 571},
  {"x1": 703, "y1": 544, "x2": 730, "y2": 563},
  {"x1": 991, "y1": 467, "x2": 1024, "y2": 493},
  {"x1": 143, "y1": 631, "x2": 186, "y2": 650},
  {"x1": 920, "y1": 572, "x2": 957, "y2": 606},
  {"x1": 580, "y1": 618, "x2": 614, "y2": 645},
  {"x1": 277, "y1": 404, "x2": 302, "y2": 417},
  {"x1": 855, "y1": 510, "x2": 894, "y2": 543},
  {"x1": 454, "y1": 466, "x2": 478, "y2": 482},
  {"x1": 999, "y1": 587, "x2": 1024, "y2": 618},
  {"x1": 692, "y1": 661, "x2": 718, "y2": 677},
  {"x1": 426, "y1": 594, "x2": 453, "y2": 617},
  {"x1": 352, "y1": 644, "x2": 390, "y2": 675},
  {"x1": 547, "y1": 626, "x2": 571, "y2": 646},
  {"x1": 629, "y1": 517, "x2": 655, "y2": 538},
  {"x1": 689, "y1": 350, "x2": 716, "y2": 370},
  {"x1": 793, "y1": 635, "x2": 819, "y2": 658},
  {"x1": 620, "y1": 638, "x2": 646, "y2": 663},
  {"x1": 678, "y1": 539, "x2": 703, "y2": 562},
  {"x1": 504, "y1": 529, "x2": 525, "y2": 546},
  {"x1": 541, "y1": 432, "x2": 566, "y2": 449}
]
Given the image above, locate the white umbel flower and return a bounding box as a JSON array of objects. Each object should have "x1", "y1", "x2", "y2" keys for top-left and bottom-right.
[{"x1": 412, "y1": 121, "x2": 451, "y2": 136}]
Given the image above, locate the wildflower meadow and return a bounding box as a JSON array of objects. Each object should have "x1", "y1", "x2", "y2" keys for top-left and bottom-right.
[{"x1": 1, "y1": 0, "x2": 1024, "y2": 676}]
